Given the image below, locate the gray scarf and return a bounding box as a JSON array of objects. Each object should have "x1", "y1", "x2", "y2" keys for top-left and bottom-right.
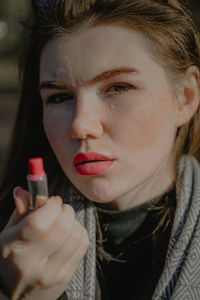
[
  {"x1": 64, "y1": 185, "x2": 96, "y2": 300},
  {"x1": 64, "y1": 155, "x2": 200, "y2": 300},
  {"x1": 153, "y1": 155, "x2": 200, "y2": 299}
]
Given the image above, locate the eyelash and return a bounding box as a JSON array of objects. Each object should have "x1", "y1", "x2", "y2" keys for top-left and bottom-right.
[
  {"x1": 104, "y1": 83, "x2": 133, "y2": 95},
  {"x1": 45, "y1": 83, "x2": 133, "y2": 104}
]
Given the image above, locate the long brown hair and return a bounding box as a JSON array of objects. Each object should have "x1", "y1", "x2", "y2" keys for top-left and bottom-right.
[{"x1": 0, "y1": 0, "x2": 200, "y2": 230}]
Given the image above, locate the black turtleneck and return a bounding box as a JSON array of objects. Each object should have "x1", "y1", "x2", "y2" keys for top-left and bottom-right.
[{"x1": 95, "y1": 188, "x2": 176, "y2": 300}]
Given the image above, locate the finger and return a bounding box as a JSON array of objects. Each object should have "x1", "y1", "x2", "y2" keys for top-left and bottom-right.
[
  {"x1": 35, "y1": 195, "x2": 49, "y2": 208},
  {"x1": 18, "y1": 196, "x2": 63, "y2": 242},
  {"x1": 46, "y1": 221, "x2": 88, "y2": 271},
  {"x1": 61, "y1": 228, "x2": 89, "y2": 279},
  {"x1": 40, "y1": 226, "x2": 89, "y2": 287},
  {"x1": 35, "y1": 195, "x2": 62, "y2": 209},
  {"x1": 33, "y1": 204, "x2": 75, "y2": 258},
  {"x1": 2, "y1": 187, "x2": 30, "y2": 231},
  {"x1": 14, "y1": 186, "x2": 30, "y2": 216}
]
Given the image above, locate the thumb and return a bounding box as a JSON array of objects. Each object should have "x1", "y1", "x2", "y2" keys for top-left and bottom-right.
[{"x1": 3, "y1": 187, "x2": 30, "y2": 231}]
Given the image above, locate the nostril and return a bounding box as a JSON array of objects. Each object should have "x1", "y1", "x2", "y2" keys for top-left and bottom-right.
[{"x1": 70, "y1": 112, "x2": 104, "y2": 140}]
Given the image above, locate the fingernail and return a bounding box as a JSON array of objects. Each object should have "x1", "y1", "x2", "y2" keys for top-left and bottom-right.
[
  {"x1": 55, "y1": 196, "x2": 63, "y2": 205},
  {"x1": 13, "y1": 186, "x2": 21, "y2": 199}
]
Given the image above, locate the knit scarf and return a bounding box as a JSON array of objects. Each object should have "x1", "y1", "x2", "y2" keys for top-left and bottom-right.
[
  {"x1": 63, "y1": 155, "x2": 200, "y2": 300},
  {"x1": 153, "y1": 155, "x2": 200, "y2": 299},
  {"x1": 63, "y1": 184, "x2": 96, "y2": 300}
]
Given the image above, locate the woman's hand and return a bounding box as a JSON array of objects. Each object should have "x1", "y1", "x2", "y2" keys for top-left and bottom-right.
[{"x1": 0, "y1": 187, "x2": 89, "y2": 300}]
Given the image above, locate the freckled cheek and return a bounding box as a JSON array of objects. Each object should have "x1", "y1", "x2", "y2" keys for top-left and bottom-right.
[
  {"x1": 111, "y1": 99, "x2": 176, "y2": 153},
  {"x1": 43, "y1": 110, "x2": 72, "y2": 148}
]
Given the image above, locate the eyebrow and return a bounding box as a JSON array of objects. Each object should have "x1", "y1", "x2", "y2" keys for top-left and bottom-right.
[{"x1": 39, "y1": 67, "x2": 140, "y2": 90}]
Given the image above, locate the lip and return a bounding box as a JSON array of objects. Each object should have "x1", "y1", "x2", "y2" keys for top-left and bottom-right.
[{"x1": 73, "y1": 152, "x2": 115, "y2": 175}]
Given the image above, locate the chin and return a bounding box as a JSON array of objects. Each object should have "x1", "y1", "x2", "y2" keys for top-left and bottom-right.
[{"x1": 78, "y1": 187, "x2": 116, "y2": 204}]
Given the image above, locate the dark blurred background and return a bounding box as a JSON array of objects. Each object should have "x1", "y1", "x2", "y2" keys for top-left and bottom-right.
[
  {"x1": 0, "y1": 0, "x2": 200, "y2": 165},
  {"x1": 0, "y1": 0, "x2": 30, "y2": 164}
]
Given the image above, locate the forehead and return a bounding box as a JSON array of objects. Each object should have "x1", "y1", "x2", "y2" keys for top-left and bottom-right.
[{"x1": 40, "y1": 24, "x2": 165, "y2": 84}]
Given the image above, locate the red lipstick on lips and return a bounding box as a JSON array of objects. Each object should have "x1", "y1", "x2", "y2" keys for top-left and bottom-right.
[{"x1": 73, "y1": 152, "x2": 114, "y2": 175}]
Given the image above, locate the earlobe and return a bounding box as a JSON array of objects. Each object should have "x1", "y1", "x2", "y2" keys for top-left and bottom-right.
[{"x1": 176, "y1": 66, "x2": 200, "y2": 127}]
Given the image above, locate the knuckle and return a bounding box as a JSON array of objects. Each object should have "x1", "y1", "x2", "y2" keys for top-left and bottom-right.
[
  {"x1": 63, "y1": 204, "x2": 75, "y2": 219},
  {"x1": 57, "y1": 206, "x2": 75, "y2": 235},
  {"x1": 21, "y1": 218, "x2": 45, "y2": 239},
  {"x1": 46, "y1": 196, "x2": 61, "y2": 211},
  {"x1": 20, "y1": 224, "x2": 31, "y2": 240}
]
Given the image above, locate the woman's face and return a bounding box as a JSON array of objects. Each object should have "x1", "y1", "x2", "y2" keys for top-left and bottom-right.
[{"x1": 40, "y1": 25, "x2": 179, "y2": 209}]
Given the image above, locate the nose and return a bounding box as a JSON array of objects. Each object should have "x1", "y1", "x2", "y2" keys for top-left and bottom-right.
[{"x1": 70, "y1": 100, "x2": 104, "y2": 140}]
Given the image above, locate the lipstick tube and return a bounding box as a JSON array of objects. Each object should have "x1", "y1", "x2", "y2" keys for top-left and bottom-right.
[{"x1": 27, "y1": 157, "x2": 48, "y2": 211}]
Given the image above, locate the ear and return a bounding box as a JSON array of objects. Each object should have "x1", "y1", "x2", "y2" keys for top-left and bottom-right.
[{"x1": 176, "y1": 66, "x2": 200, "y2": 127}]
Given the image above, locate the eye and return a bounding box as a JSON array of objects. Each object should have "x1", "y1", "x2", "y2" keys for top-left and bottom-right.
[
  {"x1": 46, "y1": 93, "x2": 75, "y2": 104},
  {"x1": 105, "y1": 83, "x2": 133, "y2": 94}
]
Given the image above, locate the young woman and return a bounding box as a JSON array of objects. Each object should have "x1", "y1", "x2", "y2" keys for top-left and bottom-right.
[{"x1": 0, "y1": 0, "x2": 200, "y2": 299}]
